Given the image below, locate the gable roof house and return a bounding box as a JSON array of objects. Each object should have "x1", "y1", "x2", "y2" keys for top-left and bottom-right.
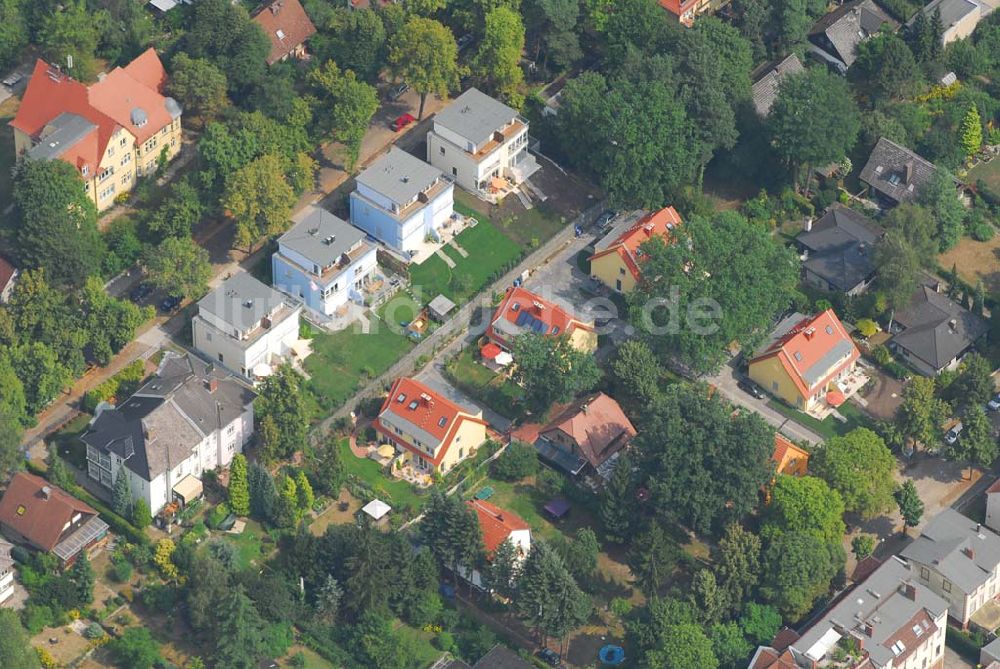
[
  {"x1": 658, "y1": 0, "x2": 712, "y2": 26},
  {"x1": 773, "y1": 433, "x2": 810, "y2": 478},
  {"x1": 447, "y1": 645, "x2": 534, "y2": 669},
  {"x1": 796, "y1": 204, "x2": 885, "y2": 295},
  {"x1": 350, "y1": 147, "x2": 455, "y2": 256},
  {"x1": 901, "y1": 507, "x2": 1000, "y2": 627},
  {"x1": 807, "y1": 0, "x2": 898, "y2": 73},
  {"x1": 0, "y1": 255, "x2": 18, "y2": 303},
  {"x1": 748, "y1": 309, "x2": 862, "y2": 413},
  {"x1": 0, "y1": 473, "x2": 109, "y2": 565},
  {"x1": 889, "y1": 280, "x2": 988, "y2": 375},
  {"x1": 589, "y1": 206, "x2": 683, "y2": 294},
  {"x1": 374, "y1": 377, "x2": 489, "y2": 475},
  {"x1": 10, "y1": 49, "x2": 183, "y2": 211},
  {"x1": 251, "y1": 0, "x2": 317, "y2": 65},
  {"x1": 859, "y1": 137, "x2": 944, "y2": 206},
  {"x1": 748, "y1": 556, "x2": 948, "y2": 669},
  {"x1": 908, "y1": 0, "x2": 993, "y2": 45},
  {"x1": 751, "y1": 54, "x2": 806, "y2": 117},
  {"x1": 427, "y1": 87, "x2": 538, "y2": 196},
  {"x1": 81, "y1": 352, "x2": 257, "y2": 516},
  {"x1": 535, "y1": 392, "x2": 637, "y2": 481},
  {"x1": 192, "y1": 272, "x2": 302, "y2": 380},
  {"x1": 458, "y1": 500, "x2": 531, "y2": 590},
  {"x1": 487, "y1": 286, "x2": 597, "y2": 355}
]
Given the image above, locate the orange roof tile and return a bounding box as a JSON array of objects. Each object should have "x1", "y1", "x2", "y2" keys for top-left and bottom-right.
[
  {"x1": 750, "y1": 309, "x2": 860, "y2": 399},
  {"x1": 772, "y1": 433, "x2": 809, "y2": 476},
  {"x1": 121, "y1": 47, "x2": 168, "y2": 92},
  {"x1": 487, "y1": 286, "x2": 594, "y2": 349},
  {"x1": 589, "y1": 207, "x2": 682, "y2": 282},
  {"x1": 466, "y1": 499, "x2": 529, "y2": 554},
  {"x1": 374, "y1": 377, "x2": 487, "y2": 467},
  {"x1": 0, "y1": 256, "x2": 15, "y2": 290},
  {"x1": 252, "y1": 0, "x2": 317, "y2": 65},
  {"x1": 0, "y1": 472, "x2": 97, "y2": 552},
  {"x1": 540, "y1": 393, "x2": 636, "y2": 468}
]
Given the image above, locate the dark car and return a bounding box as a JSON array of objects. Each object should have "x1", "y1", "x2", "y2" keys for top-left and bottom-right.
[
  {"x1": 595, "y1": 210, "x2": 618, "y2": 233},
  {"x1": 536, "y1": 648, "x2": 561, "y2": 667},
  {"x1": 387, "y1": 82, "x2": 409, "y2": 101},
  {"x1": 129, "y1": 282, "x2": 153, "y2": 303},
  {"x1": 738, "y1": 378, "x2": 766, "y2": 400},
  {"x1": 159, "y1": 295, "x2": 182, "y2": 312}
]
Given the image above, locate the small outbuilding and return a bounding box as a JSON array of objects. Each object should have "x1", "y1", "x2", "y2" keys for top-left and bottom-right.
[
  {"x1": 360, "y1": 499, "x2": 392, "y2": 523},
  {"x1": 429, "y1": 294, "x2": 457, "y2": 322}
]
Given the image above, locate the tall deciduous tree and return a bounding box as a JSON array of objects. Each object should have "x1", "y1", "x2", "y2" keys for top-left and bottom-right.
[
  {"x1": 0, "y1": 0, "x2": 28, "y2": 72},
  {"x1": 511, "y1": 333, "x2": 600, "y2": 413},
  {"x1": 12, "y1": 159, "x2": 104, "y2": 288},
  {"x1": 109, "y1": 628, "x2": 160, "y2": 669},
  {"x1": 763, "y1": 475, "x2": 846, "y2": 544},
  {"x1": 852, "y1": 34, "x2": 920, "y2": 103},
  {"x1": 0, "y1": 609, "x2": 39, "y2": 668},
  {"x1": 228, "y1": 454, "x2": 250, "y2": 516},
  {"x1": 894, "y1": 479, "x2": 924, "y2": 534},
  {"x1": 610, "y1": 340, "x2": 662, "y2": 411},
  {"x1": 642, "y1": 623, "x2": 719, "y2": 669},
  {"x1": 224, "y1": 154, "x2": 296, "y2": 253},
  {"x1": 950, "y1": 404, "x2": 997, "y2": 476},
  {"x1": 812, "y1": 428, "x2": 897, "y2": 518},
  {"x1": 760, "y1": 530, "x2": 844, "y2": 619},
  {"x1": 38, "y1": 0, "x2": 103, "y2": 81},
  {"x1": 897, "y1": 377, "x2": 949, "y2": 449},
  {"x1": 168, "y1": 53, "x2": 229, "y2": 125},
  {"x1": 768, "y1": 68, "x2": 861, "y2": 184},
  {"x1": 308, "y1": 61, "x2": 380, "y2": 170},
  {"x1": 918, "y1": 168, "x2": 965, "y2": 251},
  {"x1": 255, "y1": 367, "x2": 309, "y2": 460},
  {"x1": 141, "y1": 236, "x2": 212, "y2": 298},
  {"x1": 388, "y1": 17, "x2": 460, "y2": 118},
  {"x1": 473, "y1": 7, "x2": 525, "y2": 107},
  {"x1": 715, "y1": 524, "x2": 762, "y2": 616}
]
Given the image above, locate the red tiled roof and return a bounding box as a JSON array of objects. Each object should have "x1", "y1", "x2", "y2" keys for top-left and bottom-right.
[
  {"x1": 252, "y1": 0, "x2": 317, "y2": 65},
  {"x1": 750, "y1": 309, "x2": 860, "y2": 399},
  {"x1": 750, "y1": 647, "x2": 797, "y2": 669},
  {"x1": 374, "y1": 377, "x2": 487, "y2": 467},
  {"x1": 540, "y1": 393, "x2": 636, "y2": 468},
  {"x1": 10, "y1": 49, "x2": 175, "y2": 177},
  {"x1": 0, "y1": 256, "x2": 16, "y2": 290},
  {"x1": 772, "y1": 433, "x2": 809, "y2": 476},
  {"x1": 589, "y1": 207, "x2": 682, "y2": 282},
  {"x1": 487, "y1": 286, "x2": 594, "y2": 349},
  {"x1": 0, "y1": 472, "x2": 97, "y2": 552},
  {"x1": 466, "y1": 499, "x2": 529, "y2": 554}
]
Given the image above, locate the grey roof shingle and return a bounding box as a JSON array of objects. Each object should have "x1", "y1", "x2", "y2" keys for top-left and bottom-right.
[
  {"x1": 798, "y1": 204, "x2": 884, "y2": 292},
  {"x1": 809, "y1": 0, "x2": 898, "y2": 67},
  {"x1": 197, "y1": 272, "x2": 291, "y2": 334},
  {"x1": 434, "y1": 88, "x2": 519, "y2": 148},
  {"x1": 916, "y1": 0, "x2": 979, "y2": 29},
  {"x1": 27, "y1": 112, "x2": 97, "y2": 161},
  {"x1": 751, "y1": 54, "x2": 805, "y2": 117},
  {"x1": 356, "y1": 147, "x2": 445, "y2": 207},
  {"x1": 472, "y1": 645, "x2": 533, "y2": 669},
  {"x1": 901, "y1": 508, "x2": 1000, "y2": 594},
  {"x1": 891, "y1": 281, "x2": 988, "y2": 371},
  {"x1": 278, "y1": 206, "x2": 368, "y2": 268},
  {"x1": 81, "y1": 353, "x2": 256, "y2": 481},
  {"x1": 859, "y1": 137, "x2": 939, "y2": 204}
]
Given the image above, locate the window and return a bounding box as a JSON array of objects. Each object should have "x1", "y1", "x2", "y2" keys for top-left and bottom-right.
[
  {"x1": 920, "y1": 566, "x2": 929, "y2": 580},
  {"x1": 81, "y1": 165, "x2": 89, "y2": 177},
  {"x1": 217, "y1": 353, "x2": 224, "y2": 363},
  {"x1": 616, "y1": 279, "x2": 622, "y2": 291},
  {"x1": 120, "y1": 136, "x2": 127, "y2": 147},
  {"x1": 452, "y1": 167, "x2": 457, "y2": 176},
  {"x1": 227, "y1": 424, "x2": 235, "y2": 435},
  {"x1": 439, "y1": 146, "x2": 446, "y2": 155},
  {"x1": 619, "y1": 267, "x2": 626, "y2": 275},
  {"x1": 107, "y1": 145, "x2": 115, "y2": 157},
  {"x1": 205, "y1": 331, "x2": 212, "y2": 342},
  {"x1": 99, "y1": 166, "x2": 114, "y2": 182},
  {"x1": 161, "y1": 126, "x2": 168, "y2": 135},
  {"x1": 396, "y1": 393, "x2": 407, "y2": 403},
  {"x1": 15, "y1": 505, "x2": 25, "y2": 516},
  {"x1": 942, "y1": 579, "x2": 952, "y2": 593},
  {"x1": 121, "y1": 153, "x2": 131, "y2": 166},
  {"x1": 438, "y1": 417, "x2": 448, "y2": 428}
]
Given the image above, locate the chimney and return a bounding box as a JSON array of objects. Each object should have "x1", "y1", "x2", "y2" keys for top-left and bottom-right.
[
  {"x1": 935, "y1": 281, "x2": 944, "y2": 293},
  {"x1": 949, "y1": 318, "x2": 958, "y2": 331},
  {"x1": 803, "y1": 217, "x2": 814, "y2": 232},
  {"x1": 864, "y1": 622, "x2": 875, "y2": 637},
  {"x1": 904, "y1": 161, "x2": 914, "y2": 184},
  {"x1": 41, "y1": 486, "x2": 52, "y2": 500},
  {"x1": 903, "y1": 583, "x2": 916, "y2": 600},
  {"x1": 963, "y1": 547, "x2": 975, "y2": 560},
  {"x1": 804, "y1": 327, "x2": 815, "y2": 340},
  {"x1": 207, "y1": 378, "x2": 218, "y2": 393},
  {"x1": 858, "y1": 242, "x2": 866, "y2": 256}
]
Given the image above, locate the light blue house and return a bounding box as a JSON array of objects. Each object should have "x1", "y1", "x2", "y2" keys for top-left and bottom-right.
[
  {"x1": 349, "y1": 147, "x2": 455, "y2": 255},
  {"x1": 272, "y1": 206, "x2": 378, "y2": 317}
]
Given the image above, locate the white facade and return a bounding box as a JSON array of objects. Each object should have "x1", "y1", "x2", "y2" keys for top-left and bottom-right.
[
  {"x1": 460, "y1": 528, "x2": 532, "y2": 590},
  {"x1": 193, "y1": 305, "x2": 301, "y2": 379},
  {"x1": 987, "y1": 488, "x2": 1000, "y2": 534},
  {"x1": 349, "y1": 179, "x2": 454, "y2": 254},
  {"x1": 0, "y1": 561, "x2": 13, "y2": 606},
  {"x1": 272, "y1": 238, "x2": 378, "y2": 317},
  {"x1": 427, "y1": 115, "x2": 534, "y2": 193}
]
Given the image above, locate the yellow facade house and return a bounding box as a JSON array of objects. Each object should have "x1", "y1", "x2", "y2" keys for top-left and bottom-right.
[
  {"x1": 10, "y1": 48, "x2": 182, "y2": 212},
  {"x1": 589, "y1": 206, "x2": 683, "y2": 293}
]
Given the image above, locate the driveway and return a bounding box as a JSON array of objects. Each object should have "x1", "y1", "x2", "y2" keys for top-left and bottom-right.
[{"x1": 945, "y1": 646, "x2": 976, "y2": 669}]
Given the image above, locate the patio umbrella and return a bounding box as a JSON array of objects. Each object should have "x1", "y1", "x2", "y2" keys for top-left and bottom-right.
[
  {"x1": 826, "y1": 389, "x2": 846, "y2": 407},
  {"x1": 494, "y1": 351, "x2": 514, "y2": 367},
  {"x1": 481, "y1": 343, "x2": 502, "y2": 360},
  {"x1": 377, "y1": 444, "x2": 396, "y2": 459},
  {"x1": 252, "y1": 362, "x2": 274, "y2": 378}
]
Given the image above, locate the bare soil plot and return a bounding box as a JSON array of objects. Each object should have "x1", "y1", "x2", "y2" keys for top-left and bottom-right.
[{"x1": 938, "y1": 234, "x2": 1000, "y2": 293}]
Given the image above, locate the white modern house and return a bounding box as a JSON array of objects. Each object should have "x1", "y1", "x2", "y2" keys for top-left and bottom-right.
[
  {"x1": 427, "y1": 88, "x2": 538, "y2": 195},
  {"x1": 349, "y1": 147, "x2": 454, "y2": 255},
  {"x1": 0, "y1": 539, "x2": 15, "y2": 606},
  {"x1": 272, "y1": 206, "x2": 378, "y2": 317},
  {"x1": 192, "y1": 272, "x2": 302, "y2": 380},
  {"x1": 81, "y1": 353, "x2": 256, "y2": 515}
]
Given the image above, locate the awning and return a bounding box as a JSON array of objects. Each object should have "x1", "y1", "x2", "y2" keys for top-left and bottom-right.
[
  {"x1": 172, "y1": 475, "x2": 203, "y2": 505},
  {"x1": 494, "y1": 351, "x2": 513, "y2": 367},
  {"x1": 253, "y1": 362, "x2": 274, "y2": 378},
  {"x1": 481, "y1": 343, "x2": 502, "y2": 360},
  {"x1": 361, "y1": 499, "x2": 391, "y2": 521},
  {"x1": 826, "y1": 390, "x2": 846, "y2": 407}
]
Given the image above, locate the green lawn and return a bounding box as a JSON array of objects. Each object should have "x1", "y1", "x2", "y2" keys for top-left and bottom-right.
[
  {"x1": 408, "y1": 220, "x2": 522, "y2": 304},
  {"x1": 222, "y1": 521, "x2": 265, "y2": 570},
  {"x1": 304, "y1": 294, "x2": 421, "y2": 411},
  {"x1": 968, "y1": 158, "x2": 1000, "y2": 192},
  {"x1": 47, "y1": 412, "x2": 95, "y2": 470},
  {"x1": 393, "y1": 621, "x2": 443, "y2": 669},
  {"x1": 470, "y1": 477, "x2": 595, "y2": 542},
  {"x1": 444, "y1": 349, "x2": 524, "y2": 420},
  {"x1": 336, "y1": 438, "x2": 425, "y2": 512},
  {"x1": 767, "y1": 398, "x2": 873, "y2": 440},
  {"x1": 493, "y1": 201, "x2": 568, "y2": 248}
]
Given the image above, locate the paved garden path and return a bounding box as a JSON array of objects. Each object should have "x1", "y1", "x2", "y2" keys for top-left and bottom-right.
[
  {"x1": 435, "y1": 248, "x2": 457, "y2": 268},
  {"x1": 447, "y1": 239, "x2": 469, "y2": 257}
]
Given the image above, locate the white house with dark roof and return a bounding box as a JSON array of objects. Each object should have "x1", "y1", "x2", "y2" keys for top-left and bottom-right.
[
  {"x1": 272, "y1": 206, "x2": 378, "y2": 317},
  {"x1": 192, "y1": 272, "x2": 302, "y2": 379},
  {"x1": 807, "y1": 0, "x2": 898, "y2": 72},
  {"x1": 81, "y1": 352, "x2": 256, "y2": 515},
  {"x1": 349, "y1": 147, "x2": 455, "y2": 255},
  {"x1": 901, "y1": 507, "x2": 1000, "y2": 627},
  {"x1": 427, "y1": 88, "x2": 538, "y2": 194}
]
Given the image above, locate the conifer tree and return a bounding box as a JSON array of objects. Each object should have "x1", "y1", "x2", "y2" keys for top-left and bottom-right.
[
  {"x1": 112, "y1": 469, "x2": 133, "y2": 518},
  {"x1": 294, "y1": 470, "x2": 314, "y2": 513},
  {"x1": 960, "y1": 103, "x2": 983, "y2": 157},
  {"x1": 600, "y1": 454, "x2": 635, "y2": 543},
  {"x1": 228, "y1": 454, "x2": 250, "y2": 516}
]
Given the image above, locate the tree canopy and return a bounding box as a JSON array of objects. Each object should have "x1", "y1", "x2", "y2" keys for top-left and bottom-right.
[{"x1": 812, "y1": 428, "x2": 897, "y2": 518}]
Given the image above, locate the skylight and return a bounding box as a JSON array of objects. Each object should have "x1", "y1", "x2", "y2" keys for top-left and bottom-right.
[
  {"x1": 825, "y1": 325, "x2": 834, "y2": 335},
  {"x1": 794, "y1": 351, "x2": 803, "y2": 362},
  {"x1": 408, "y1": 400, "x2": 419, "y2": 410},
  {"x1": 438, "y1": 417, "x2": 448, "y2": 428},
  {"x1": 396, "y1": 393, "x2": 406, "y2": 403}
]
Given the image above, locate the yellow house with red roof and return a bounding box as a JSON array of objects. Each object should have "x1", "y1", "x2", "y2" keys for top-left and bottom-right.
[
  {"x1": 748, "y1": 309, "x2": 860, "y2": 413},
  {"x1": 772, "y1": 433, "x2": 809, "y2": 478},
  {"x1": 589, "y1": 207, "x2": 682, "y2": 293},
  {"x1": 10, "y1": 49, "x2": 182, "y2": 211},
  {"x1": 374, "y1": 377, "x2": 489, "y2": 474}
]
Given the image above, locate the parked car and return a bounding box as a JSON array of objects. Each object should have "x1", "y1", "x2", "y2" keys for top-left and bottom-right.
[
  {"x1": 738, "y1": 378, "x2": 766, "y2": 400},
  {"x1": 595, "y1": 209, "x2": 618, "y2": 233},
  {"x1": 391, "y1": 113, "x2": 416, "y2": 132},
  {"x1": 536, "y1": 648, "x2": 561, "y2": 667},
  {"x1": 159, "y1": 295, "x2": 182, "y2": 312},
  {"x1": 2, "y1": 72, "x2": 23, "y2": 88},
  {"x1": 945, "y1": 422, "x2": 964, "y2": 445},
  {"x1": 387, "y1": 82, "x2": 409, "y2": 101},
  {"x1": 988, "y1": 394, "x2": 1000, "y2": 411},
  {"x1": 129, "y1": 282, "x2": 153, "y2": 303}
]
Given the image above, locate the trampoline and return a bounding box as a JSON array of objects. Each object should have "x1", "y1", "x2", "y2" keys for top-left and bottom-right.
[{"x1": 599, "y1": 645, "x2": 625, "y2": 665}]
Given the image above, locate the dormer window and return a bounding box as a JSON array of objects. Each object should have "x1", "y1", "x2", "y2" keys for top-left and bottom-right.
[{"x1": 81, "y1": 165, "x2": 89, "y2": 177}]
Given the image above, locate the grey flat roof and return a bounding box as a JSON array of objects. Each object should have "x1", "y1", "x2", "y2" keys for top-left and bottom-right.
[
  {"x1": 434, "y1": 88, "x2": 519, "y2": 148},
  {"x1": 28, "y1": 112, "x2": 96, "y2": 161},
  {"x1": 279, "y1": 206, "x2": 367, "y2": 268},
  {"x1": 901, "y1": 507, "x2": 1000, "y2": 594},
  {"x1": 429, "y1": 294, "x2": 456, "y2": 317},
  {"x1": 197, "y1": 272, "x2": 290, "y2": 333},
  {"x1": 356, "y1": 147, "x2": 444, "y2": 206},
  {"x1": 920, "y1": 0, "x2": 979, "y2": 27}
]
